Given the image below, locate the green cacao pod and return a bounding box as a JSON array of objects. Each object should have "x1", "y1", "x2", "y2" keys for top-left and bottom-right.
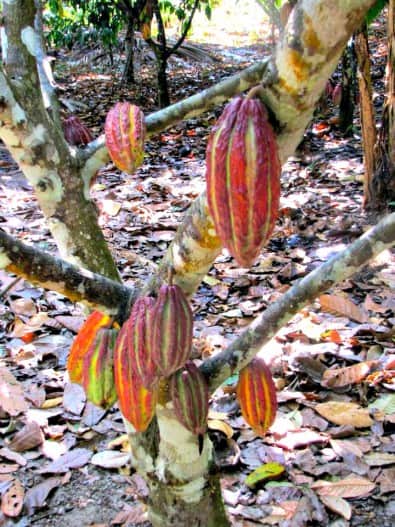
[
  {"x1": 236, "y1": 357, "x2": 277, "y2": 436},
  {"x1": 67, "y1": 311, "x2": 112, "y2": 384},
  {"x1": 151, "y1": 284, "x2": 193, "y2": 377},
  {"x1": 104, "y1": 102, "x2": 145, "y2": 173},
  {"x1": 114, "y1": 327, "x2": 158, "y2": 432},
  {"x1": 205, "y1": 95, "x2": 281, "y2": 268},
  {"x1": 169, "y1": 361, "x2": 208, "y2": 435},
  {"x1": 82, "y1": 328, "x2": 118, "y2": 409},
  {"x1": 116, "y1": 296, "x2": 158, "y2": 389}
]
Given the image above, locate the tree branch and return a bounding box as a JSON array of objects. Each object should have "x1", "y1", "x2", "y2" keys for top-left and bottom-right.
[
  {"x1": 201, "y1": 212, "x2": 395, "y2": 392},
  {"x1": 80, "y1": 59, "x2": 271, "y2": 161},
  {"x1": 166, "y1": 0, "x2": 199, "y2": 58},
  {"x1": 0, "y1": 229, "x2": 133, "y2": 317}
]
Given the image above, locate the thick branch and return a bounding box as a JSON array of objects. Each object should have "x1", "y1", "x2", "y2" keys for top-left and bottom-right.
[
  {"x1": 0, "y1": 229, "x2": 133, "y2": 316},
  {"x1": 81, "y1": 59, "x2": 271, "y2": 160},
  {"x1": 201, "y1": 212, "x2": 395, "y2": 392}
]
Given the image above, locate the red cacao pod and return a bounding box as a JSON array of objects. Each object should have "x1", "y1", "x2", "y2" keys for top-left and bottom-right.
[
  {"x1": 63, "y1": 116, "x2": 93, "y2": 146},
  {"x1": 236, "y1": 357, "x2": 277, "y2": 437},
  {"x1": 116, "y1": 296, "x2": 158, "y2": 389},
  {"x1": 169, "y1": 362, "x2": 208, "y2": 435},
  {"x1": 206, "y1": 95, "x2": 281, "y2": 267},
  {"x1": 114, "y1": 326, "x2": 158, "y2": 432},
  {"x1": 151, "y1": 284, "x2": 193, "y2": 377},
  {"x1": 67, "y1": 311, "x2": 112, "y2": 384},
  {"x1": 82, "y1": 328, "x2": 118, "y2": 409},
  {"x1": 104, "y1": 102, "x2": 145, "y2": 173}
]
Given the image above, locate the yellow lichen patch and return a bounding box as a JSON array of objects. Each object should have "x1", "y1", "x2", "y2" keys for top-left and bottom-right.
[
  {"x1": 302, "y1": 14, "x2": 321, "y2": 55},
  {"x1": 287, "y1": 49, "x2": 309, "y2": 83}
]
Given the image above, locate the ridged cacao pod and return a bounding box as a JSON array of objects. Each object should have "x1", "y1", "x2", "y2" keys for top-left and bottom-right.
[
  {"x1": 116, "y1": 296, "x2": 158, "y2": 389},
  {"x1": 67, "y1": 311, "x2": 112, "y2": 384},
  {"x1": 104, "y1": 102, "x2": 145, "y2": 173},
  {"x1": 151, "y1": 284, "x2": 193, "y2": 377},
  {"x1": 236, "y1": 357, "x2": 277, "y2": 437},
  {"x1": 114, "y1": 327, "x2": 158, "y2": 432},
  {"x1": 332, "y1": 84, "x2": 342, "y2": 106},
  {"x1": 82, "y1": 328, "x2": 118, "y2": 409},
  {"x1": 63, "y1": 116, "x2": 93, "y2": 146},
  {"x1": 169, "y1": 361, "x2": 208, "y2": 435},
  {"x1": 206, "y1": 95, "x2": 281, "y2": 268}
]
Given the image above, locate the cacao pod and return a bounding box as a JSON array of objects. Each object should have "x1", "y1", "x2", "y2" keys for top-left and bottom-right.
[
  {"x1": 332, "y1": 84, "x2": 342, "y2": 106},
  {"x1": 236, "y1": 357, "x2": 277, "y2": 437},
  {"x1": 63, "y1": 116, "x2": 93, "y2": 146},
  {"x1": 82, "y1": 328, "x2": 118, "y2": 409},
  {"x1": 205, "y1": 95, "x2": 281, "y2": 267},
  {"x1": 116, "y1": 296, "x2": 158, "y2": 389},
  {"x1": 104, "y1": 102, "x2": 145, "y2": 173},
  {"x1": 151, "y1": 284, "x2": 193, "y2": 377},
  {"x1": 67, "y1": 311, "x2": 112, "y2": 384},
  {"x1": 114, "y1": 327, "x2": 158, "y2": 432},
  {"x1": 169, "y1": 361, "x2": 208, "y2": 436}
]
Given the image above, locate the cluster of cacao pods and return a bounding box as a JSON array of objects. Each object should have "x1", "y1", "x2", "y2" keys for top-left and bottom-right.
[
  {"x1": 236, "y1": 357, "x2": 277, "y2": 437},
  {"x1": 105, "y1": 102, "x2": 146, "y2": 174},
  {"x1": 114, "y1": 281, "x2": 202, "y2": 433},
  {"x1": 205, "y1": 93, "x2": 281, "y2": 268},
  {"x1": 66, "y1": 282, "x2": 207, "y2": 436}
]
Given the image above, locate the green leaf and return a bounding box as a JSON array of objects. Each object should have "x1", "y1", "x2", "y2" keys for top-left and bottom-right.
[
  {"x1": 369, "y1": 393, "x2": 395, "y2": 415},
  {"x1": 365, "y1": 0, "x2": 387, "y2": 25},
  {"x1": 245, "y1": 462, "x2": 285, "y2": 488}
]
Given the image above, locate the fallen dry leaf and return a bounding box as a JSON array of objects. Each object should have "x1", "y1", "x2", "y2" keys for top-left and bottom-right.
[
  {"x1": 312, "y1": 476, "x2": 375, "y2": 498},
  {"x1": 315, "y1": 402, "x2": 373, "y2": 428},
  {"x1": 321, "y1": 361, "x2": 378, "y2": 388},
  {"x1": 319, "y1": 495, "x2": 352, "y2": 520},
  {"x1": 0, "y1": 367, "x2": 29, "y2": 416},
  {"x1": 319, "y1": 294, "x2": 369, "y2": 323},
  {"x1": 24, "y1": 476, "x2": 64, "y2": 516},
  {"x1": 91, "y1": 451, "x2": 130, "y2": 469},
  {"x1": 9, "y1": 421, "x2": 44, "y2": 452},
  {"x1": 1, "y1": 478, "x2": 24, "y2": 517},
  {"x1": 39, "y1": 448, "x2": 92, "y2": 474}
]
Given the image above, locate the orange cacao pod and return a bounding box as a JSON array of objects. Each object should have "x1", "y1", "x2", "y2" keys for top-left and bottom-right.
[
  {"x1": 116, "y1": 296, "x2": 158, "y2": 389},
  {"x1": 237, "y1": 357, "x2": 277, "y2": 436},
  {"x1": 63, "y1": 116, "x2": 93, "y2": 146},
  {"x1": 82, "y1": 328, "x2": 118, "y2": 409},
  {"x1": 169, "y1": 361, "x2": 208, "y2": 436},
  {"x1": 151, "y1": 284, "x2": 193, "y2": 377},
  {"x1": 206, "y1": 95, "x2": 281, "y2": 267},
  {"x1": 67, "y1": 311, "x2": 112, "y2": 384},
  {"x1": 104, "y1": 102, "x2": 145, "y2": 173},
  {"x1": 114, "y1": 326, "x2": 157, "y2": 432}
]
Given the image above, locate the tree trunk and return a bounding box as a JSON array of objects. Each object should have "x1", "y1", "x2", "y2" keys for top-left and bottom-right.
[
  {"x1": 339, "y1": 38, "x2": 357, "y2": 135},
  {"x1": 122, "y1": 17, "x2": 135, "y2": 84},
  {"x1": 366, "y1": 0, "x2": 395, "y2": 213},
  {"x1": 157, "y1": 53, "x2": 171, "y2": 108},
  {"x1": 354, "y1": 25, "x2": 378, "y2": 208},
  {"x1": 0, "y1": 1, "x2": 120, "y2": 282},
  {"x1": 126, "y1": 407, "x2": 229, "y2": 527}
]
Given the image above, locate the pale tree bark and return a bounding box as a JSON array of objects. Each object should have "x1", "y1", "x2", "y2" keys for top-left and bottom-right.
[
  {"x1": 0, "y1": 0, "x2": 379, "y2": 525},
  {"x1": 0, "y1": 1, "x2": 120, "y2": 281}
]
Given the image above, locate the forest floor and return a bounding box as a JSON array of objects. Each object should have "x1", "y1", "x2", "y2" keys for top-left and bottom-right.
[{"x1": 0, "y1": 2, "x2": 394, "y2": 526}]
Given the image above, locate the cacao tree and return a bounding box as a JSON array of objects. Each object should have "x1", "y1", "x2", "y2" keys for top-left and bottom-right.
[{"x1": 1, "y1": 1, "x2": 394, "y2": 526}]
